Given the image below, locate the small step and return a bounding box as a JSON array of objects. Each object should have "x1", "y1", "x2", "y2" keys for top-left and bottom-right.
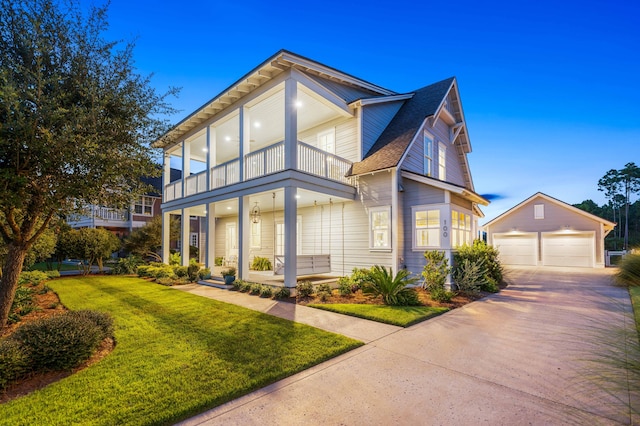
[{"x1": 197, "y1": 279, "x2": 234, "y2": 290}]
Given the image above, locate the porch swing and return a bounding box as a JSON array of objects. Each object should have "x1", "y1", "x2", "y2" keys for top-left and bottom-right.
[{"x1": 273, "y1": 198, "x2": 331, "y2": 276}]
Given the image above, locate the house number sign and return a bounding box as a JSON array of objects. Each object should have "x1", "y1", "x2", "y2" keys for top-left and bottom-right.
[{"x1": 442, "y1": 220, "x2": 448, "y2": 238}]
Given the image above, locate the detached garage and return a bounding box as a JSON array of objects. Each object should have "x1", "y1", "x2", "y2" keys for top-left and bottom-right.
[{"x1": 483, "y1": 193, "x2": 615, "y2": 268}]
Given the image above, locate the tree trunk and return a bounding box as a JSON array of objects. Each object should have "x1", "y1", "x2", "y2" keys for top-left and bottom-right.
[{"x1": 0, "y1": 244, "x2": 28, "y2": 331}]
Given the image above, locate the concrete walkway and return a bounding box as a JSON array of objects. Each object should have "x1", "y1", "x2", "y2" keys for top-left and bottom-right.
[{"x1": 177, "y1": 267, "x2": 639, "y2": 425}]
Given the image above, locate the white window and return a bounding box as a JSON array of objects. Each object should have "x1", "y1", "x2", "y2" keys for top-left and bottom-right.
[
  {"x1": 414, "y1": 208, "x2": 440, "y2": 248},
  {"x1": 250, "y1": 220, "x2": 261, "y2": 249},
  {"x1": 424, "y1": 132, "x2": 433, "y2": 176},
  {"x1": 190, "y1": 232, "x2": 199, "y2": 248},
  {"x1": 318, "y1": 128, "x2": 335, "y2": 154},
  {"x1": 438, "y1": 143, "x2": 446, "y2": 180},
  {"x1": 534, "y1": 204, "x2": 544, "y2": 219},
  {"x1": 451, "y1": 210, "x2": 472, "y2": 248},
  {"x1": 134, "y1": 196, "x2": 154, "y2": 216},
  {"x1": 370, "y1": 206, "x2": 391, "y2": 249}
]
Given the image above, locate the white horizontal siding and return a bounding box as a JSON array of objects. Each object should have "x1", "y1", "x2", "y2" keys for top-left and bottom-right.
[{"x1": 297, "y1": 117, "x2": 357, "y2": 162}]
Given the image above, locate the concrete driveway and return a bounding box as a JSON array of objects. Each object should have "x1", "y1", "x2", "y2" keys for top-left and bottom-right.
[{"x1": 180, "y1": 267, "x2": 639, "y2": 425}]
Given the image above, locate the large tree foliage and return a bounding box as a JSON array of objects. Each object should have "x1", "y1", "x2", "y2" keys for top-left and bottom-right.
[
  {"x1": 598, "y1": 163, "x2": 640, "y2": 250},
  {"x1": 64, "y1": 227, "x2": 121, "y2": 273},
  {"x1": 0, "y1": 0, "x2": 177, "y2": 329},
  {"x1": 124, "y1": 215, "x2": 180, "y2": 262}
]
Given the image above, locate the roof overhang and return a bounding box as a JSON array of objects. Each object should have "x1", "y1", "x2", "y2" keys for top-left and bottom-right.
[
  {"x1": 400, "y1": 170, "x2": 490, "y2": 206},
  {"x1": 154, "y1": 49, "x2": 396, "y2": 148}
]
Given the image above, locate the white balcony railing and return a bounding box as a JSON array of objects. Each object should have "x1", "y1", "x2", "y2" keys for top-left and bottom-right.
[
  {"x1": 93, "y1": 206, "x2": 127, "y2": 222},
  {"x1": 164, "y1": 141, "x2": 353, "y2": 202}
]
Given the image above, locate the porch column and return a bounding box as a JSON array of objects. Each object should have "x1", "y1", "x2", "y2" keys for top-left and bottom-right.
[
  {"x1": 206, "y1": 203, "x2": 216, "y2": 268},
  {"x1": 181, "y1": 208, "x2": 189, "y2": 266},
  {"x1": 238, "y1": 196, "x2": 250, "y2": 280},
  {"x1": 161, "y1": 211, "x2": 170, "y2": 264},
  {"x1": 284, "y1": 186, "x2": 297, "y2": 288},
  {"x1": 284, "y1": 78, "x2": 298, "y2": 170},
  {"x1": 163, "y1": 152, "x2": 171, "y2": 199},
  {"x1": 181, "y1": 140, "x2": 190, "y2": 196},
  {"x1": 442, "y1": 191, "x2": 453, "y2": 289},
  {"x1": 239, "y1": 107, "x2": 249, "y2": 182},
  {"x1": 391, "y1": 169, "x2": 400, "y2": 272},
  {"x1": 205, "y1": 126, "x2": 212, "y2": 191}
]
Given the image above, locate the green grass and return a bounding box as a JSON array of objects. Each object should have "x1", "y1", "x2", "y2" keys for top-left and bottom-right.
[
  {"x1": 29, "y1": 262, "x2": 80, "y2": 272},
  {"x1": 307, "y1": 303, "x2": 449, "y2": 327},
  {"x1": 629, "y1": 287, "x2": 640, "y2": 335},
  {"x1": 0, "y1": 276, "x2": 362, "y2": 425}
]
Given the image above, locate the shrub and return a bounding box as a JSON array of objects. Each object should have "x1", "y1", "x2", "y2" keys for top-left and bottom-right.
[
  {"x1": 0, "y1": 339, "x2": 29, "y2": 390},
  {"x1": 337, "y1": 277, "x2": 354, "y2": 296},
  {"x1": 615, "y1": 253, "x2": 640, "y2": 287},
  {"x1": 214, "y1": 257, "x2": 224, "y2": 266},
  {"x1": 112, "y1": 256, "x2": 143, "y2": 275},
  {"x1": 9, "y1": 310, "x2": 113, "y2": 371},
  {"x1": 259, "y1": 285, "x2": 273, "y2": 298},
  {"x1": 422, "y1": 251, "x2": 451, "y2": 297},
  {"x1": 315, "y1": 283, "x2": 332, "y2": 294},
  {"x1": 148, "y1": 265, "x2": 176, "y2": 280},
  {"x1": 296, "y1": 281, "x2": 314, "y2": 298},
  {"x1": 239, "y1": 281, "x2": 252, "y2": 293},
  {"x1": 350, "y1": 267, "x2": 372, "y2": 290},
  {"x1": 430, "y1": 287, "x2": 454, "y2": 303},
  {"x1": 273, "y1": 287, "x2": 291, "y2": 299},
  {"x1": 8, "y1": 286, "x2": 36, "y2": 324},
  {"x1": 454, "y1": 240, "x2": 503, "y2": 286},
  {"x1": 168, "y1": 252, "x2": 181, "y2": 266},
  {"x1": 483, "y1": 276, "x2": 500, "y2": 293},
  {"x1": 250, "y1": 283, "x2": 262, "y2": 295},
  {"x1": 187, "y1": 262, "x2": 200, "y2": 282},
  {"x1": 69, "y1": 310, "x2": 114, "y2": 338},
  {"x1": 19, "y1": 271, "x2": 50, "y2": 286},
  {"x1": 173, "y1": 266, "x2": 189, "y2": 278},
  {"x1": 362, "y1": 265, "x2": 420, "y2": 306},
  {"x1": 198, "y1": 267, "x2": 212, "y2": 280},
  {"x1": 452, "y1": 258, "x2": 484, "y2": 295},
  {"x1": 156, "y1": 277, "x2": 175, "y2": 286},
  {"x1": 136, "y1": 265, "x2": 152, "y2": 277},
  {"x1": 251, "y1": 256, "x2": 272, "y2": 271},
  {"x1": 46, "y1": 270, "x2": 61, "y2": 279},
  {"x1": 232, "y1": 279, "x2": 244, "y2": 291}
]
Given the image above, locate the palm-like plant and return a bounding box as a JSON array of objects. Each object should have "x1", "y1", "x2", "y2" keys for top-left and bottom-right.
[{"x1": 362, "y1": 265, "x2": 420, "y2": 306}]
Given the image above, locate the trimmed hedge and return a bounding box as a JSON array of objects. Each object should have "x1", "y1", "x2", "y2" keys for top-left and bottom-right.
[{"x1": 0, "y1": 310, "x2": 115, "y2": 390}]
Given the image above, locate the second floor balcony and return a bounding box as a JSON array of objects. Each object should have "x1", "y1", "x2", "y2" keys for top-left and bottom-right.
[{"x1": 164, "y1": 140, "x2": 353, "y2": 202}]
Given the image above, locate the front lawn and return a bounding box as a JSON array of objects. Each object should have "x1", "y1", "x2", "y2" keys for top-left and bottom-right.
[
  {"x1": 629, "y1": 286, "x2": 640, "y2": 335},
  {"x1": 0, "y1": 276, "x2": 361, "y2": 425},
  {"x1": 308, "y1": 303, "x2": 449, "y2": 327},
  {"x1": 29, "y1": 261, "x2": 80, "y2": 272}
]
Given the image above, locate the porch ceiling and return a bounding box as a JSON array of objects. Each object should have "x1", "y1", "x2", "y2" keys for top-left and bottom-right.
[{"x1": 182, "y1": 188, "x2": 351, "y2": 217}]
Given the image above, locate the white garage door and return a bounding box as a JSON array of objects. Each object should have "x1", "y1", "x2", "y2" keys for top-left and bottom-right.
[
  {"x1": 493, "y1": 234, "x2": 537, "y2": 266},
  {"x1": 541, "y1": 233, "x2": 594, "y2": 267}
]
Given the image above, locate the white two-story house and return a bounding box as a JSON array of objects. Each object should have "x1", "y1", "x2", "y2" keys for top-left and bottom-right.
[{"x1": 156, "y1": 50, "x2": 488, "y2": 288}]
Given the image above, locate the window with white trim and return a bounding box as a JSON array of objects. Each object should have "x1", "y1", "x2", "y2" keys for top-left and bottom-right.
[
  {"x1": 534, "y1": 204, "x2": 544, "y2": 219},
  {"x1": 250, "y1": 220, "x2": 261, "y2": 249},
  {"x1": 424, "y1": 132, "x2": 433, "y2": 176},
  {"x1": 318, "y1": 128, "x2": 335, "y2": 154},
  {"x1": 190, "y1": 232, "x2": 199, "y2": 248},
  {"x1": 134, "y1": 196, "x2": 154, "y2": 216},
  {"x1": 413, "y1": 208, "x2": 440, "y2": 248},
  {"x1": 370, "y1": 206, "x2": 391, "y2": 249},
  {"x1": 438, "y1": 142, "x2": 446, "y2": 180},
  {"x1": 451, "y1": 210, "x2": 472, "y2": 248}
]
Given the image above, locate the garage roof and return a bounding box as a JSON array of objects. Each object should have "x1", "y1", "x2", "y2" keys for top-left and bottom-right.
[{"x1": 483, "y1": 192, "x2": 616, "y2": 230}]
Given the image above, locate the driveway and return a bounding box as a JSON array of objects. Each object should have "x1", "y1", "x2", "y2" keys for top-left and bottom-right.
[{"x1": 180, "y1": 267, "x2": 639, "y2": 425}]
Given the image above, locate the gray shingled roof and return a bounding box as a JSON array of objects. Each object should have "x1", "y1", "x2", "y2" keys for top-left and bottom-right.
[{"x1": 350, "y1": 77, "x2": 455, "y2": 176}]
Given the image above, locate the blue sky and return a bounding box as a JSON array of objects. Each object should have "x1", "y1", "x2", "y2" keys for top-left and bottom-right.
[{"x1": 104, "y1": 0, "x2": 639, "y2": 223}]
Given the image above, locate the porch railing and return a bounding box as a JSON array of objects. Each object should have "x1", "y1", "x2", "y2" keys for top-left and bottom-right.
[
  {"x1": 93, "y1": 206, "x2": 128, "y2": 222},
  {"x1": 164, "y1": 141, "x2": 353, "y2": 202},
  {"x1": 244, "y1": 141, "x2": 285, "y2": 180},
  {"x1": 298, "y1": 141, "x2": 352, "y2": 184},
  {"x1": 211, "y1": 158, "x2": 240, "y2": 189}
]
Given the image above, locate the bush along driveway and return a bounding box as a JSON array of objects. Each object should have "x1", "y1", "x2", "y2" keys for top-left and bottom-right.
[{"x1": 0, "y1": 276, "x2": 361, "y2": 425}]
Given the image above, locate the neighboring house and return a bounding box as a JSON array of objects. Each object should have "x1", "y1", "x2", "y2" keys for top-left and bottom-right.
[
  {"x1": 156, "y1": 49, "x2": 489, "y2": 287},
  {"x1": 67, "y1": 169, "x2": 181, "y2": 239},
  {"x1": 483, "y1": 192, "x2": 616, "y2": 268}
]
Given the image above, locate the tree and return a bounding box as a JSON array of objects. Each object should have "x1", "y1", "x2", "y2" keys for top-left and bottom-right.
[
  {"x1": 124, "y1": 215, "x2": 180, "y2": 262},
  {"x1": 598, "y1": 163, "x2": 640, "y2": 250},
  {"x1": 65, "y1": 228, "x2": 121, "y2": 274},
  {"x1": 0, "y1": 0, "x2": 177, "y2": 329}
]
